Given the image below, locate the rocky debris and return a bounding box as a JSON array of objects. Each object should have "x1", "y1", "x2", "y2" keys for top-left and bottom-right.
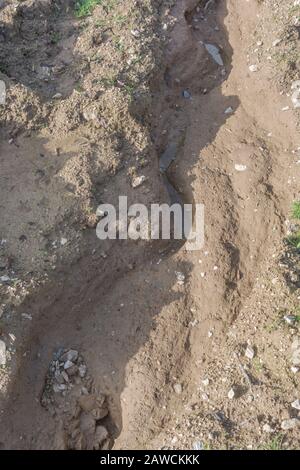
[
  {"x1": 175, "y1": 271, "x2": 185, "y2": 285},
  {"x1": 291, "y1": 399, "x2": 300, "y2": 411},
  {"x1": 284, "y1": 315, "x2": 297, "y2": 325},
  {"x1": 245, "y1": 345, "x2": 255, "y2": 360},
  {"x1": 41, "y1": 348, "x2": 112, "y2": 450},
  {"x1": 205, "y1": 43, "x2": 224, "y2": 66},
  {"x1": 224, "y1": 106, "x2": 233, "y2": 114},
  {"x1": 281, "y1": 418, "x2": 299, "y2": 430},
  {"x1": 228, "y1": 388, "x2": 235, "y2": 400},
  {"x1": 262, "y1": 423, "x2": 274, "y2": 433},
  {"x1": 21, "y1": 312, "x2": 32, "y2": 320},
  {"x1": 249, "y1": 64, "x2": 258, "y2": 72},
  {"x1": 60, "y1": 238, "x2": 68, "y2": 246},
  {"x1": 174, "y1": 383, "x2": 182, "y2": 394},
  {"x1": 193, "y1": 440, "x2": 204, "y2": 450},
  {"x1": 235, "y1": 164, "x2": 247, "y2": 172},
  {"x1": 131, "y1": 175, "x2": 146, "y2": 188},
  {"x1": 0, "y1": 275, "x2": 10, "y2": 283},
  {"x1": 182, "y1": 90, "x2": 191, "y2": 99},
  {"x1": 291, "y1": 338, "x2": 300, "y2": 366},
  {"x1": 0, "y1": 339, "x2": 6, "y2": 366}
]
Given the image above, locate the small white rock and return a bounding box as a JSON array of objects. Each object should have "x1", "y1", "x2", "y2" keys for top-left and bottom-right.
[
  {"x1": 281, "y1": 418, "x2": 299, "y2": 430},
  {"x1": 291, "y1": 399, "x2": 300, "y2": 411},
  {"x1": 0, "y1": 339, "x2": 6, "y2": 366},
  {"x1": 132, "y1": 175, "x2": 146, "y2": 188},
  {"x1": 262, "y1": 423, "x2": 274, "y2": 433},
  {"x1": 228, "y1": 388, "x2": 235, "y2": 400},
  {"x1": 224, "y1": 106, "x2": 234, "y2": 114},
  {"x1": 235, "y1": 164, "x2": 247, "y2": 172},
  {"x1": 79, "y1": 364, "x2": 87, "y2": 378},
  {"x1": 249, "y1": 64, "x2": 258, "y2": 72},
  {"x1": 0, "y1": 275, "x2": 10, "y2": 283},
  {"x1": 175, "y1": 271, "x2": 185, "y2": 285},
  {"x1": 21, "y1": 313, "x2": 32, "y2": 320},
  {"x1": 64, "y1": 360, "x2": 74, "y2": 370},
  {"x1": 60, "y1": 238, "x2": 68, "y2": 246},
  {"x1": 174, "y1": 383, "x2": 182, "y2": 394},
  {"x1": 272, "y1": 39, "x2": 281, "y2": 47},
  {"x1": 245, "y1": 345, "x2": 255, "y2": 360}
]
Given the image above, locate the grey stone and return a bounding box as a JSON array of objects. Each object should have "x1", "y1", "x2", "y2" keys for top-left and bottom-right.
[
  {"x1": 281, "y1": 418, "x2": 299, "y2": 430},
  {"x1": 205, "y1": 43, "x2": 224, "y2": 66},
  {"x1": 182, "y1": 90, "x2": 191, "y2": 99}
]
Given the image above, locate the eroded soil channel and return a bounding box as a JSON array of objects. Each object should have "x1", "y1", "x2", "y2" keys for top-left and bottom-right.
[{"x1": 1, "y1": 0, "x2": 299, "y2": 450}]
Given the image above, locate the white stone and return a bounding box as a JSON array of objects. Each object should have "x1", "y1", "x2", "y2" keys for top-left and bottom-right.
[
  {"x1": 281, "y1": 418, "x2": 299, "y2": 430},
  {"x1": 0, "y1": 340, "x2": 6, "y2": 366},
  {"x1": 291, "y1": 399, "x2": 300, "y2": 411},
  {"x1": 175, "y1": 272, "x2": 185, "y2": 285},
  {"x1": 174, "y1": 383, "x2": 182, "y2": 394},
  {"x1": 132, "y1": 175, "x2": 146, "y2": 188},
  {"x1": 224, "y1": 106, "x2": 233, "y2": 114},
  {"x1": 235, "y1": 164, "x2": 247, "y2": 172},
  {"x1": 249, "y1": 64, "x2": 258, "y2": 72},
  {"x1": 262, "y1": 423, "x2": 274, "y2": 433},
  {"x1": 245, "y1": 345, "x2": 255, "y2": 360},
  {"x1": 228, "y1": 388, "x2": 235, "y2": 400}
]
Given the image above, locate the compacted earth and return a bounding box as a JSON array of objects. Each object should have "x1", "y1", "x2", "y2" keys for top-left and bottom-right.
[{"x1": 0, "y1": 0, "x2": 300, "y2": 450}]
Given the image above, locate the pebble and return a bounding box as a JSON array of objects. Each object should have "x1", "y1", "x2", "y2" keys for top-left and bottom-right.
[
  {"x1": 235, "y1": 164, "x2": 247, "y2": 172},
  {"x1": 175, "y1": 271, "x2": 185, "y2": 285},
  {"x1": 61, "y1": 349, "x2": 78, "y2": 363},
  {"x1": 64, "y1": 359, "x2": 75, "y2": 370},
  {"x1": 262, "y1": 423, "x2": 274, "y2": 433},
  {"x1": 173, "y1": 383, "x2": 182, "y2": 394},
  {"x1": 224, "y1": 106, "x2": 233, "y2": 114},
  {"x1": 291, "y1": 338, "x2": 300, "y2": 366},
  {"x1": 272, "y1": 39, "x2": 281, "y2": 47},
  {"x1": 193, "y1": 441, "x2": 204, "y2": 450},
  {"x1": 60, "y1": 238, "x2": 68, "y2": 246},
  {"x1": 291, "y1": 399, "x2": 300, "y2": 411},
  {"x1": 284, "y1": 315, "x2": 297, "y2": 325},
  {"x1": 245, "y1": 345, "x2": 255, "y2": 360},
  {"x1": 0, "y1": 275, "x2": 10, "y2": 283},
  {"x1": 0, "y1": 339, "x2": 6, "y2": 366},
  {"x1": 52, "y1": 93, "x2": 62, "y2": 100},
  {"x1": 281, "y1": 418, "x2": 299, "y2": 430},
  {"x1": 182, "y1": 90, "x2": 191, "y2": 99},
  {"x1": 131, "y1": 29, "x2": 140, "y2": 38},
  {"x1": 132, "y1": 175, "x2": 146, "y2": 188},
  {"x1": 228, "y1": 388, "x2": 235, "y2": 400},
  {"x1": 204, "y1": 43, "x2": 224, "y2": 66},
  {"x1": 249, "y1": 64, "x2": 258, "y2": 72},
  {"x1": 21, "y1": 313, "x2": 32, "y2": 320},
  {"x1": 79, "y1": 364, "x2": 87, "y2": 378}
]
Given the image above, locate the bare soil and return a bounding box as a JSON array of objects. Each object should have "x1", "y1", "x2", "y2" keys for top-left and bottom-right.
[{"x1": 0, "y1": 0, "x2": 300, "y2": 450}]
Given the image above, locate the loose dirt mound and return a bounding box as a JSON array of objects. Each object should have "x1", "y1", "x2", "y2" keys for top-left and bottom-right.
[{"x1": 0, "y1": 0, "x2": 300, "y2": 450}]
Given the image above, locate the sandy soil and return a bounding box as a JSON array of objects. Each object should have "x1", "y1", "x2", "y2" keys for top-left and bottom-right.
[{"x1": 0, "y1": 0, "x2": 300, "y2": 450}]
